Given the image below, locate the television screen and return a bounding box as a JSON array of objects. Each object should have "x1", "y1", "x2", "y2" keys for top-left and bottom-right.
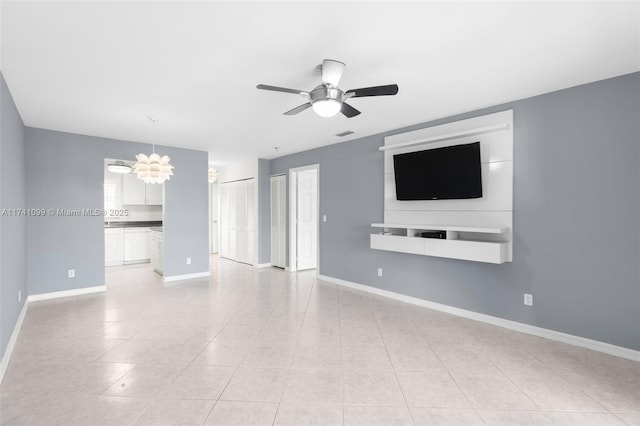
[{"x1": 393, "y1": 141, "x2": 482, "y2": 200}]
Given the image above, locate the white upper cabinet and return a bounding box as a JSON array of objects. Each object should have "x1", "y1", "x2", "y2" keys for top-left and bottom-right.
[
  {"x1": 145, "y1": 182, "x2": 163, "y2": 205},
  {"x1": 122, "y1": 173, "x2": 163, "y2": 206},
  {"x1": 122, "y1": 174, "x2": 146, "y2": 204}
]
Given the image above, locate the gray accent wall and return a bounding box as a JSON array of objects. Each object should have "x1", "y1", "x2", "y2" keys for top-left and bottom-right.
[
  {"x1": 271, "y1": 72, "x2": 640, "y2": 351},
  {"x1": 25, "y1": 128, "x2": 209, "y2": 295},
  {"x1": 258, "y1": 158, "x2": 271, "y2": 265},
  {"x1": 0, "y1": 73, "x2": 27, "y2": 360}
]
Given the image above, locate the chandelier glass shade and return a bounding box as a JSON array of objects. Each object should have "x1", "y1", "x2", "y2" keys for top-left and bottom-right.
[
  {"x1": 107, "y1": 160, "x2": 131, "y2": 174},
  {"x1": 312, "y1": 98, "x2": 341, "y2": 117}
]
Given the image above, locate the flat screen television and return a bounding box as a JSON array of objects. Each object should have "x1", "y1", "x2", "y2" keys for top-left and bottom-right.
[{"x1": 393, "y1": 141, "x2": 482, "y2": 200}]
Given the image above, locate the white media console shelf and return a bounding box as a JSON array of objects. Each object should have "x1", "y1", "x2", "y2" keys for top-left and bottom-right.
[{"x1": 370, "y1": 223, "x2": 510, "y2": 264}]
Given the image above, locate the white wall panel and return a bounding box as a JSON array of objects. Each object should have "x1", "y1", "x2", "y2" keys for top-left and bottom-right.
[
  {"x1": 381, "y1": 110, "x2": 514, "y2": 261},
  {"x1": 384, "y1": 161, "x2": 513, "y2": 212}
]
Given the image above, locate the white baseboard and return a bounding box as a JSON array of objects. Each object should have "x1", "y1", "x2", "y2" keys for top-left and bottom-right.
[
  {"x1": 163, "y1": 271, "x2": 210, "y2": 283},
  {"x1": 0, "y1": 300, "x2": 29, "y2": 383},
  {"x1": 27, "y1": 285, "x2": 106, "y2": 302},
  {"x1": 255, "y1": 263, "x2": 271, "y2": 269},
  {"x1": 318, "y1": 274, "x2": 640, "y2": 362}
]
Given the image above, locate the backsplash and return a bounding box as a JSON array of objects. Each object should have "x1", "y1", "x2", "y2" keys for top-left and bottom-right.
[{"x1": 110, "y1": 204, "x2": 163, "y2": 222}]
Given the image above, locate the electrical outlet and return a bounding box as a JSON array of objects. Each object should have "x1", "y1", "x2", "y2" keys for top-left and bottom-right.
[
  {"x1": 377, "y1": 268, "x2": 383, "y2": 277},
  {"x1": 186, "y1": 257, "x2": 191, "y2": 265},
  {"x1": 323, "y1": 215, "x2": 327, "y2": 222},
  {"x1": 68, "y1": 269, "x2": 75, "y2": 278},
  {"x1": 18, "y1": 290, "x2": 21, "y2": 302},
  {"x1": 524, "y1": 293, "x2": 533, "y2": 306}
]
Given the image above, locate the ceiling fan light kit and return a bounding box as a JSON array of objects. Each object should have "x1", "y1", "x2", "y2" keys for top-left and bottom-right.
[
  {"x1": 257, "y1": 59, "x2": 398, "y2": 118},
  {"x1": 107, "y1": 160, "x2": 132, "y2": 174}
]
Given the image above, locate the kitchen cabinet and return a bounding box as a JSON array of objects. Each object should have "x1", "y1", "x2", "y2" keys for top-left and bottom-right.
[
  {"x1": 150, "y1": 229, "x2": 163, "y2": 275},
  {"x1": 122, "y1": 173, "x2": 163, "y2": 206},
  {"x1": 105, "y1": 228, "x2": 124, "y2": 266},
  {"x1": 145, "y1": 182, "x2": 163, "y2": 205},
  {"x1": 124, "y1": 227, "x2": 150, "y2": 263}
]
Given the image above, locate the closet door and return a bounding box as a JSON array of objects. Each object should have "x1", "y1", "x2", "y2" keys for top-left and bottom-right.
[
  {"x1": 235, "y1": 180, "x2": 248, "y2": 264},
  {"x1": 228, "y1": 181, "x2": 238, "y2": 261},
  {"x1": 220, "y1": 178, "x2": 256, "y2": 265},
  {"x1": 246, "y1": 178, "x2": 257, "y2": 265},
  {"x1": 270, "y1": 175, "x2": 286, "y2": 268}
]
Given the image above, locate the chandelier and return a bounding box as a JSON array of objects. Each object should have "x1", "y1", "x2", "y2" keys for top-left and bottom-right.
[
  {"x1": 208, "y1": 168, "x2": 218, "y2": 183},
  {"x1": 133, "y1": 117, "x2": 174, "y2": 184}
]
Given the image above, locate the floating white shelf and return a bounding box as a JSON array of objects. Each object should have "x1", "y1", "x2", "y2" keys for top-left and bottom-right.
[
  {"x1": 370, "y1": 223, "x2": 510, "y2": 264},
  {"x1": 371, "y1": 223, "x2": 508, "y2": 234},
  {"x1": 379, "y1": 123, "x2": 509, "y2": 152}
]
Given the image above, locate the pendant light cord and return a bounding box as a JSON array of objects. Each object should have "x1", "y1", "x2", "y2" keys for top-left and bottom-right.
[{"x1": 149, "y1": 116, "x2": 157, "y2": 154}]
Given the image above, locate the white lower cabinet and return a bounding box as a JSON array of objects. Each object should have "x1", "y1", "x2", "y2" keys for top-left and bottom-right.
[
  {"x1": 124, "y1": 227, "x2": 150, "y2": 263},
  {"x1": 105, "y1": 228, "x2": 124, "y2": 266},
  {"x1": 149, "y1": 229, "x2": 163, "y2": 275},
  {"x1": 106, "y1": 227, "x2": 151, "y2": 266}
]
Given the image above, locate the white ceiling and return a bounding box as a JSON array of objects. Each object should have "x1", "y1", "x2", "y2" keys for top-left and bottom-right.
[{"x1": 1, "y1": 1, "x2": 638, "y2": 165}]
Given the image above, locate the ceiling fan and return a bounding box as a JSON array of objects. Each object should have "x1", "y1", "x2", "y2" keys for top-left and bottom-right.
[{"x1": 257, "y1": 59, "x2": 398, "y2": 118}]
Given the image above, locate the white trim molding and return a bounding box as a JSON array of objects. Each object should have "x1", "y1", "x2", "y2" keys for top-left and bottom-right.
[
  {"x1": 163, "y1": 271, "x2": 210, "y2": 283},
  {"x1": 255, "y1": 263, "x2": 271, "y2": 268},
  {"x1": 27, "y1": 285, "x2": 106, "y2": 302},
  {"x1": 318, "y1": 274, "x2": 640, "y2": 362},
  {"x1": 0, "y1": 300, "x2": 29, "y2": 383}
]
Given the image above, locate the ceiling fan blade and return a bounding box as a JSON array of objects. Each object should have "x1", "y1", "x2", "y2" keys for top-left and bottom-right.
[
  {"x1": 341, "y1": 102, "x2": 361, "y2": 118},
  {"x1": 345, "y1": 84, "x2": 399, "y2": 98},
  {"x1": 321, "y1": 59, "x2": 345, "y2": 86},
  {"x1": 284, "y1": 103, "x2": 312, "y2": 115},
  {"x1": 257, "y1": 84, "x2": 308, "y2": 96}
]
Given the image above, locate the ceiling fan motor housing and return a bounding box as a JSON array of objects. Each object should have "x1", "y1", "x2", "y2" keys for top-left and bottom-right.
[{"x1": 310, "y1": 84, "x2": 344, "y2": 104}]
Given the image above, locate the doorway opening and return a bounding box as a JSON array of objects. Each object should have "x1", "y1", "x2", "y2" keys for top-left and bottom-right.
[{"x1": 288, "y1": 165, "x2": 319, "y2": 272}]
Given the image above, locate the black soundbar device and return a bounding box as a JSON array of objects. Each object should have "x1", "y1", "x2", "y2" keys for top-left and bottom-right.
[{"x1": 421, "y1": 231, "x2": 446, "y2": 239}]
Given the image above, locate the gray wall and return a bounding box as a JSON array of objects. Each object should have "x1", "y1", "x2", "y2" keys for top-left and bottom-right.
[
  {"x1": 258, "y1": 158, "x2": 271, "y2": 264},
  {"x1": 25, "y1": 128, "x2": 209, "y2": 295},
  {"x1": 271, "y1": 72, "x2": 640, "y2": 351},
  {"x1": 0, "y1": 73, "x2": 27, "y2": 360}
]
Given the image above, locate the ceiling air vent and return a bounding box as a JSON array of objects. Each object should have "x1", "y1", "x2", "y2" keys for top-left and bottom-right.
[{"x1": 335, "y1": 130, "x2": 354, "y2": 137}]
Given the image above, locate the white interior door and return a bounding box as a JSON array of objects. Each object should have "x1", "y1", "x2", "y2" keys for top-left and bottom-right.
[
  {"x1": 246, "y1": 179, "x2": 256, "y2": 265},
  {"x1": 228, "y1": 182, "x2": 238, "y2": 261},
  {"x1": 235, "y1": 180, "x2": 248, "y2": 264},
  {"x1": 296, "y1": 169, "x2": 318, "y2": 270},
  {"x1": 219, "y1": 183, "x2": 229, "y2": 258},
  {"x1": 210, "y1": 183, "x2": 219, "y2": 254}
]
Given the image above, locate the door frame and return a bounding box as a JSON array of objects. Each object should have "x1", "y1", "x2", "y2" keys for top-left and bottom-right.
[{"x1": 288, "y1": 164, "x2": 320, "y2": 273}]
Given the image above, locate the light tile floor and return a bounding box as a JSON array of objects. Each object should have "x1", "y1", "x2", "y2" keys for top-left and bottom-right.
[{"x1": 1, "y1": 256, "x2": 639, "y2": 425}]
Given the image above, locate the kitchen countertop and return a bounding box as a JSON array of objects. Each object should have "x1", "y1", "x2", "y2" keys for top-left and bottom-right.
[{"x1": 104, "y1": 221, "x2": 162, "y2": 229}]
